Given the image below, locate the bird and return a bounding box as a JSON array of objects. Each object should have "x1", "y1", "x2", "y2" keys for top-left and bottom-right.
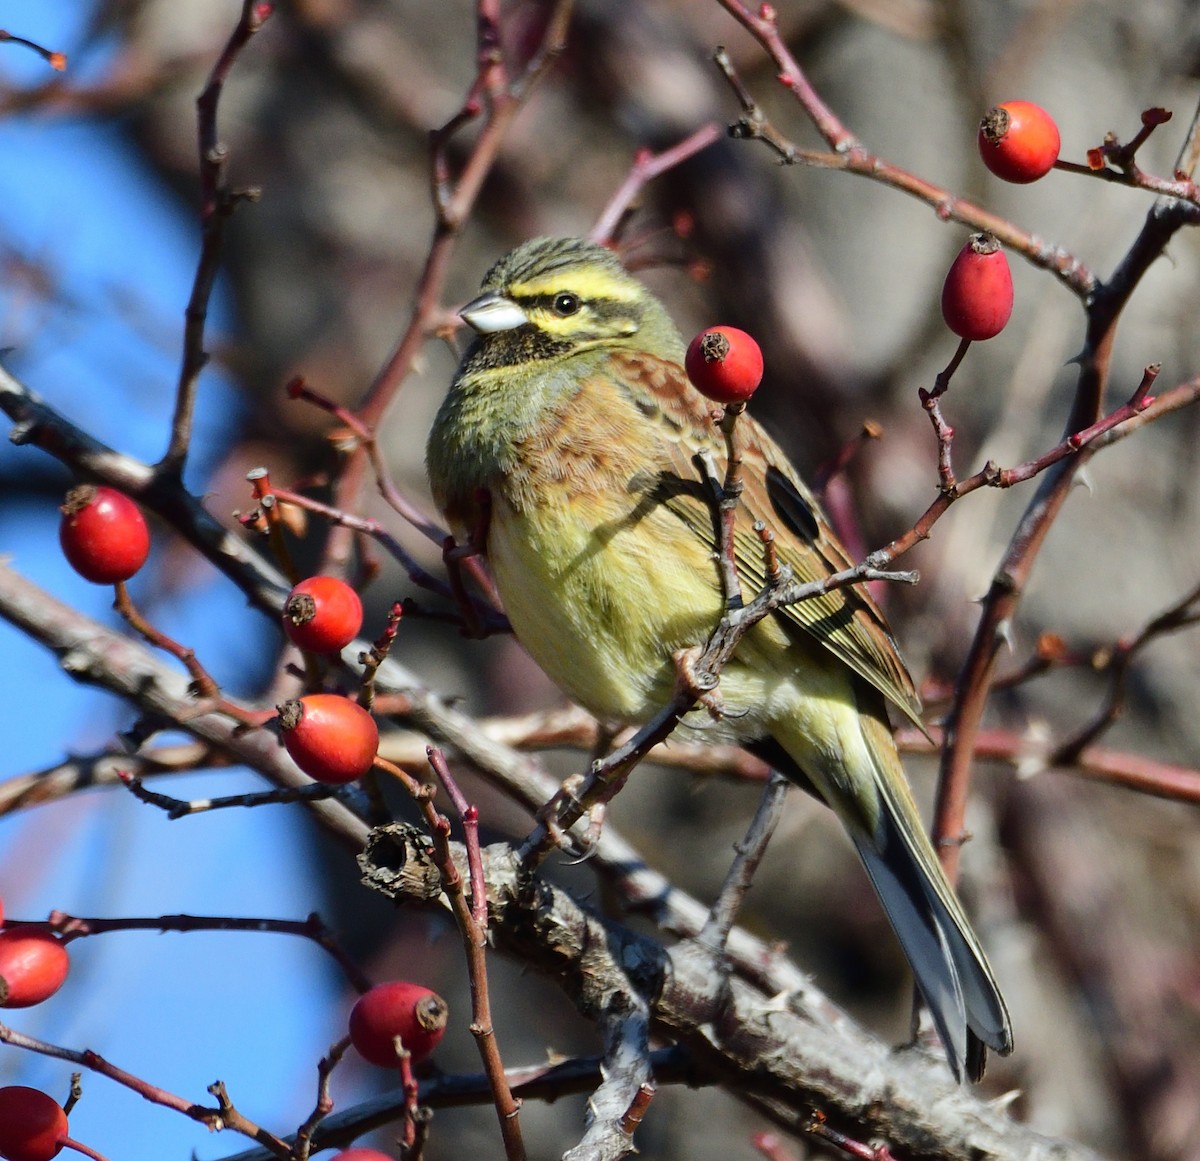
[{"x1": 425, "y1": 235, "x2": 1013, "y2": 1082}]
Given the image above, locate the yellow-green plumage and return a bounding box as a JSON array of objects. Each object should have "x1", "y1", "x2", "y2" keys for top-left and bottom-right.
[{"x1": 426, "y1": 236, "x2": 1012, "y2": 1081}]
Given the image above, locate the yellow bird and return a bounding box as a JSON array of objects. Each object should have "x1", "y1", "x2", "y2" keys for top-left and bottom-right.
[{"x1": 426, "y1": 236, "x2": 1012, "y2": 1081}]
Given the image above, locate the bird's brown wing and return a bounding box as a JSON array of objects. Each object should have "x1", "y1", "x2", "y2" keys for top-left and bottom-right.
[{"x1": 608, "y1": 349, "x2": 923, "y2": 726}]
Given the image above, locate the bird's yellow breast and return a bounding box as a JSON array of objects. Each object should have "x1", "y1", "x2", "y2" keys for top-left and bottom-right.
[{"x1": 486, "y1": 489, "x2": 724, "y2": 723}]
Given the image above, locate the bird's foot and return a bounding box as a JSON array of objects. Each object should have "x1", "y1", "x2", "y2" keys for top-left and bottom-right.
[
  {"x1": 672, "y1": 646, "x2": 725, "y2": 719},
  {"x1": 564, "y1": 802, "x2": 606, "y2": 864},
  {"x1": 534, "y1": 773, "x2": 604, "y2": 859}
]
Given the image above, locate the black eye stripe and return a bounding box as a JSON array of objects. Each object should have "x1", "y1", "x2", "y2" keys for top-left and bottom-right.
[{"x1": 515, "y1": 293, "x2": 639, "y2": 325}]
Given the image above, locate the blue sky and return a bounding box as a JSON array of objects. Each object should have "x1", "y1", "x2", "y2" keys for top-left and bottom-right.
[{"x1": 0, "y1": 6, "x2": 358, "y2": 1158}]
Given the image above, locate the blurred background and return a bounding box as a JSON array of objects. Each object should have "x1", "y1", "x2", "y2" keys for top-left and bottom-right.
[{"x1": 2, "y1": 1, "x2": 1200, "y2": 1159}]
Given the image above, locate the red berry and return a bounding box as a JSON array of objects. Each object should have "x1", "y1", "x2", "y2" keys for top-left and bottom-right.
[
  {"x1": 349, "y1": 981, "x2": 448, "y2": 1067},
  {"x1": 978, "y1": 100, "x2": 1060, "y2": 184},
  {"x1": 0, "y1": 927, "x2": 70, "y2": 1008},
  {"x1": 940, "y1": 233, "x2": 1014, "y2": 341},
  {"x1": 282, "y1": 576, "x2": 363, "y2": 653},
  {"x1": 684, "y1": 326, "x2": 764, "y2": 405},
  {"x1": 330, "y1": 1151, "x2": 395, "y2": 1161},
  {"x1": 277, "y1": 695, "x2": 378, "y2": 784},
  {"x1": 0, "y1": 1086, "x2": 68, "y2": 1161},
  {"x1": 59, "y1": 485, "x2": 150, "y2": 584}
]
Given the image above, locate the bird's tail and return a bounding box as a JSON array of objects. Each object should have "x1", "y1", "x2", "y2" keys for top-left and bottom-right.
[
  {"x1": 853, "y1": 708, "x2": 1012, "y2": 1082},
  {"x1": 761, "y1": 697, "x2": 1012, "y2": 1082}
]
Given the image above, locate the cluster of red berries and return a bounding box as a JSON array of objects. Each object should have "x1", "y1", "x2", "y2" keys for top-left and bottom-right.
[
  {"x1": 55, "y1": 486, "x2": 378, "y2": 786},
  {"x1": 683, "y1": 102, "x2": 1059, "y2": 406},
  {"x1": 276, "y1": 573, "x2": 378, "y2": 782},
  {"x1": 0, "y1": 912, "x2": 449, "y2": 1158},
  {"x1": 940, "y1": 99, "x2": 1060, "y2": 343}
]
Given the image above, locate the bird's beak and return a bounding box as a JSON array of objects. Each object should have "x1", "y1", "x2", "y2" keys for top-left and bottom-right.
[{"x1": 459, "y1": 292, "x2": 528, "y2": 334}]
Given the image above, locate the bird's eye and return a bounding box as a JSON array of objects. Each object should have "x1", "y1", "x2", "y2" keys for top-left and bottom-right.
[{"x1": 553, "y1": 292, "x2": 581, "y2": 317}]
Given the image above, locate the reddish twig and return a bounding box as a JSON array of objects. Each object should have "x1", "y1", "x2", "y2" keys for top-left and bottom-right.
[
  {"x1": 709, "y1": 43, "x2": 1095, "y2": 298},
  {"x1": 286, "y1": 376, "x2": 450, "y2": 550},
  {"x1": 262, "y1": 484, "x2": 504, "y2": 631},
  {"x1": 112, "y1": 580, "x2": 221, "y2": 700},
  {"x1": 1050, "y1": 104, "x2": 1200, "y2": 207},
  {"x1": 716, "y1": 4, "x2": 858, "y2": 152},
  {"x1": 428, "y1": 748, "x2": 489, "y2": 931},
  {"x1": 245, "y1": 466, "x2": 301, "y2": 587},
  {"x1": 590, "y1": 123, "x2": 724, "y2": 244},
  {"x1": 918, "y1": 388, "x2": 958, "y2": 495},
  {"x1": 0, "y1": 1023, "x2": 290, "y2": 1157},
  {"x1": 806, "y1": 1109, "x2": 899, "y2": 1160},
  {"x1": 897, "y1": 726, "x2": 1200, "y2": 806},
  {"x1": 355, "y1": 0, "x2": 573, "y2": 432},
  {"x1": 618, "y1": 1083, "x2": 656, "y2": 1138},
  {"x1": 875, "y1": 365, "x2": 1165, "y2": 569},
  {"x1": 376, "y1": 747, "x2": 526, "y2": 1161},
  {"x1": 359, "y1": 601, "x2": 405, "y2": 706}
]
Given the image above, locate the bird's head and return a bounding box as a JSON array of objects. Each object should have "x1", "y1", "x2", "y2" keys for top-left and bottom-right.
[{"x1": 457, "y1": 237, "x2": 684, "y2": 368}]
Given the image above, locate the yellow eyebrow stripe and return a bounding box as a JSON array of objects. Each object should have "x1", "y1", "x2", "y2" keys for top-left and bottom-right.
[{"x1": 509, "y1": 266, "x2": 644, "y2": 305}]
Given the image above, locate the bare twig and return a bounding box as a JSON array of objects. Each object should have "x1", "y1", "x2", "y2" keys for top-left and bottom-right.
[
  {"x1": 1049, "y1": 576, "x2": 1200, "y2": 764},
  {"x1": 694, "y1": 771, "x2": 790, "y2": 956},
  {"x1": 44, "y1": 910, "x2": 373, "y2": 994},
  {"x1": 120, "y1": 769, "x2": 341, "y2": 819},
  {"x1": 160, "y1": 1, "x2": 271, "y2": 477},
  {"x1": 292, "y1": 1037, "x2": 352, "y2": 1161},
  {"x1": 0, "y1": 28, "x2": 67, "y2": 71}
]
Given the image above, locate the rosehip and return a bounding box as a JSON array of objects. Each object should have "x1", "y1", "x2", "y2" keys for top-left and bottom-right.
[
  {"x1": 0, "y1": 1086, "x2": 68, "y2": 1161},
  {"x1": 684, "y1": 326, "x2": 764, "y2": 405},
  {"x1": 0, "y1": 927, "x2": 70, "y2": 1008},
  {"x1": 282, "y1": 576, "x2": 363, "y2": 654},
  {"x1": 59, "y1": 485, "x2": 150, "y2": 584},
  {"x1": 978, "y1": 100, "x2": 1060, "y2": 184},
  {"x1": 331, "y1": 1151, "x2": 395, "y2": 1161},
  {"x1": 349, "y1": 981, "x2": 449, "y2": 1067},
  {"x1": 277, "y1": 695, "x2": 378, "y2": 784},
  {"x1": 940, "y1": 233, "x2": 1014, "y2": 341}
]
